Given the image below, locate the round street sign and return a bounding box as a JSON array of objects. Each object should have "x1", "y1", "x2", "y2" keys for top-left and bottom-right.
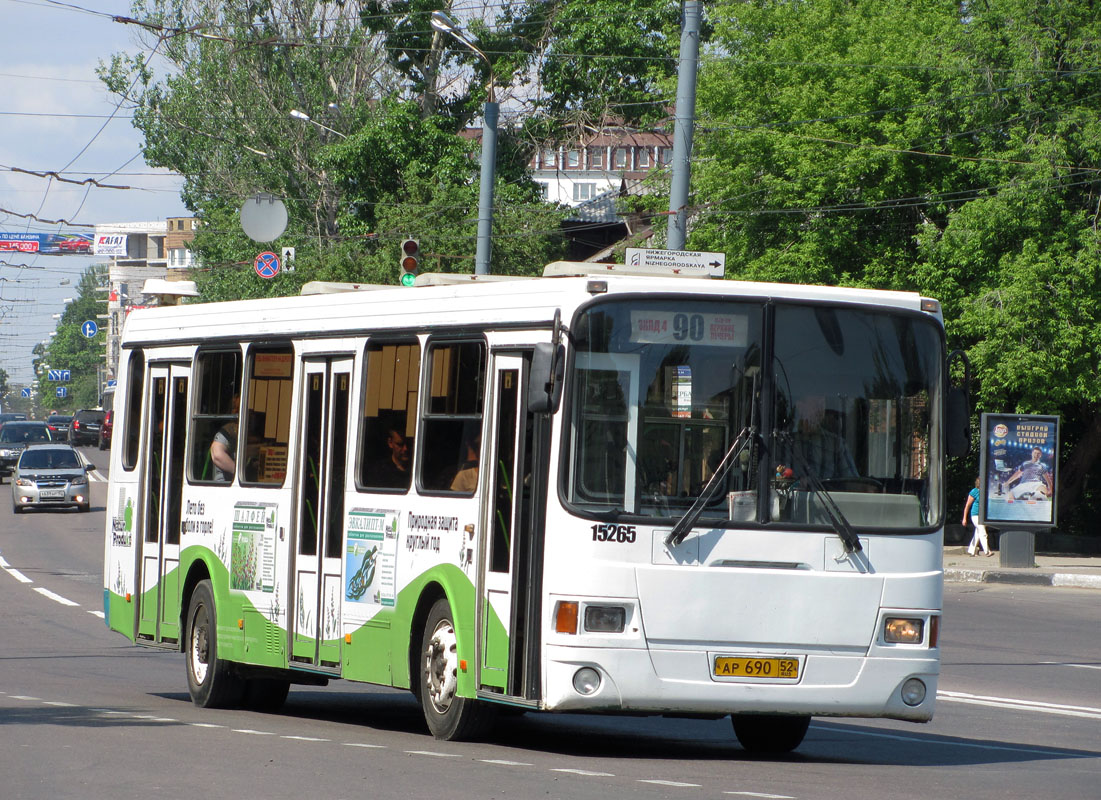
[
  {"x1": 254, "y1": 251, "x2": 281, "y2": 279},
  {"x1": 81, "y1": 320, "x2": 99, "y2": 338}
]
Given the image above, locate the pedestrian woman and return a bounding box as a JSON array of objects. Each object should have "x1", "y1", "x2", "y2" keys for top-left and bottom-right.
[{"x1": 963, "y1": 477, "x2": 993, "y2": 556}]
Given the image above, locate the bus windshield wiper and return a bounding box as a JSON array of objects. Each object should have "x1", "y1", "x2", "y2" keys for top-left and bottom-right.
[
  {"x1": 665, "y1": 426, "x2": 756, "y2": 548},
  {"x1": 777, "y1": 432, "x2": 863, "y2": 554}
]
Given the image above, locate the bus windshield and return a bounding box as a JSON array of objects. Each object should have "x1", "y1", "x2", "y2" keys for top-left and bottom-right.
[{"x1": 566, "y1": 298, "x2": 943, "y2": 531}]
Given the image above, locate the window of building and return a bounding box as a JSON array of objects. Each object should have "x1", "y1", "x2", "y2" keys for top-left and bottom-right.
[
  {"x1": 542, "y1": 148, "x2": 557, "y2": 169},
  {"x1": 419, "y1": 340, "x2": 486, "y2": 494},
  {"x1": 573, "y1": 182, "x2": 596, "y2": 202},
  {"x1": 240, "y1": 346, "x2": 294, "y2": 486},
  {"x1": 566, "y1": 149, "x2": 580, "y2": 168},
  {"x1": 588, "y1": 147, "x2": 604, "y2": 168},
  {"x1": 536, "y1": 182, "x2": 549, "y2": 200},
  {"x1": 637, "y1": 147, "x2": 651, "y2": 168},
  {"x1": 359, "y1": 340, "x2": 421, "y2": 492},
  {"x1": 614, "y1": 147, "x2": 628, "y2": 169},
  {"x1": 659, "y1": 147, "x2": 674, "y2": 165},
  {"x1": 190, "y1": 349, "x2": 242, "y2": 484}
]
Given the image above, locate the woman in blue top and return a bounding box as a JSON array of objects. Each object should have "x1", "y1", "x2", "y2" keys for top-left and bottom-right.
[{"x1": 962, "y1": 477, "x2": 993, "y2": 556}]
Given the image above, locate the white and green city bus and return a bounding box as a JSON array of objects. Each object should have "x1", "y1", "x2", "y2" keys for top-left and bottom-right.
[{"x1": 103, "y1": 262, "x2": 966, "y2": 753}]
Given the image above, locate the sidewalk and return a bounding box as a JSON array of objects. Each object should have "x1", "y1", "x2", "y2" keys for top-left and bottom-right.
[{"x1": 943, "y1": 547, "x2": 1101, "y2": 590}]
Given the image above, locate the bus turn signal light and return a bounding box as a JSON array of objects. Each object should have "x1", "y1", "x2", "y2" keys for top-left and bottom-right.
[{"x1": 555, "y1": 601, "x2": 579, "y2": 634}]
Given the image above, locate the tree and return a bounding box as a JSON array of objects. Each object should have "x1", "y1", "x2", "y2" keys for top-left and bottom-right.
[
  {"x1": 692, "y1": 0, "x2": 1101, "y2": 533},
  {"x1": 40, "y1": 266, "x2": 108, "y2": 412}
]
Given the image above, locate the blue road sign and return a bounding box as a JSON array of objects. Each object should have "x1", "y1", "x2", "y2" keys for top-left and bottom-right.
[
  {"x1": 21, "y1": 388, "x2": 31, "y2": 398},
  {"x1": 56, "y1": 386, "x2": 68, "y2": 398},
  {"x1": 47, "y1": 369, "x2": 71, "y2": 381},
  {"x1": 81, "y1": 320, "x2": 99, "y2": 338},
  {"x1": 254, "y1": 251, "x2": 280, "y2": 279}
]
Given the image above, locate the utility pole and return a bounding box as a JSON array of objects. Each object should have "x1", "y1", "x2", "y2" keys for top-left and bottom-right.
[{"x1": 666, "y1": 1, "x2": 702, "y2": 251}]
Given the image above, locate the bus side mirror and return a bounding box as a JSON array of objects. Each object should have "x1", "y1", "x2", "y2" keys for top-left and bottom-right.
[
  {"x1": 946, "y1": 387, "x2": 970, "y2": 458},
  {"x1": 528, "y1": 342, "x2": 564, "y2": 414}
]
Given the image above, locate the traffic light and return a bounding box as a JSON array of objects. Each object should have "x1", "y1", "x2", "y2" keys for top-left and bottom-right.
[{"x1": 399, "y1": 238, "x2": 420, "y2": 286}]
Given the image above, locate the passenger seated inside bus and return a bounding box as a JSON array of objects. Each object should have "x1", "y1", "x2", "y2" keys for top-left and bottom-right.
[
  {"x1": 364, "y1": 424, "x2": 413, "y2": 490},
  {"x1": 209, "y1": 393, "x2": 240, "y2": 482},
  {"x1": 449, "y1": 432, "x2": 481, "y2": 492}
]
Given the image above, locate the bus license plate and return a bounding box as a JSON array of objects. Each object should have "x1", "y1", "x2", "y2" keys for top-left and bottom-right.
[
  {"x1": 39, "y1": 490, "x2": 65, "y2": 499},
  {"x1": 714, "y1": 656, "x2": 799, "y2": 679}
]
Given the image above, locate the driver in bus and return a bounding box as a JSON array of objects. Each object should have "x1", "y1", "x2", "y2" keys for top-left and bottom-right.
[{"x1": 790, "y1": 395, "x2": 858, "y2": 482}]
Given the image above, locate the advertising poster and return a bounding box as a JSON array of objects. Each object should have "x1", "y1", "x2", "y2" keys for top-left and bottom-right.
[
  {"x1": 231, "y1": 501, "x2": 279, "y2": 592},
  {"x1": 979, "y1": 414, "x2": 1059, "y2": 528},
  {"x1": 345, "y1": 508, "x2": 398, "y2": 606},
  {"x1": 0, "y1": 232, "x2": 93, "y2": 254}
]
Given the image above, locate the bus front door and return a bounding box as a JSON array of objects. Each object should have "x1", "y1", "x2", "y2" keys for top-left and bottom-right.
[
  {"x1": 136, "y1": 363, "x2": 189, "y2": 646},
  {"x1": 290, "y1": 357, "x2": 352, "y2": 671},
  {"x1": 478, "y1": 352, "x2": 544, "y2": 702}
]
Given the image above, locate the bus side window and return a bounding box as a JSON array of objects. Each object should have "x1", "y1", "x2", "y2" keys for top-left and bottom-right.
[
  {"x1": 189, "y1": 349, "x2": 242, "y2": 484},
  {"x1": 358, "y1": 341, "x2": 420, "y2": 491},
  {"x1": 419, "y1": 341, "x2": 486, "y2": 493},
  {"x1": 122, "y1": 349, "x2": 145, "y2": 471},
  {"x1": 241, "y1": 347, "x2": 294, "y2": 485}
]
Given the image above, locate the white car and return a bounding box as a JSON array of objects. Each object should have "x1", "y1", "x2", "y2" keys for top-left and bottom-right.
[{"x1": 11, "y1": 444, "x2": 94, "y2": 513}]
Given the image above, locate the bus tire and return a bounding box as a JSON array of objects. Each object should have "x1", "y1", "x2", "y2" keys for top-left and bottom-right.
[
  {"x1": 185, "y1": 579, "x2": 244, "y2": 708},
  {"x1": 243, "y1": 678, "x2": 291, "y2": 712},
  {"x1": 731, "y1": 714, "x2": 811, "y2": 754},
  {"x1": 419, "y1": 597, "x2": 496, "y2": 741}
]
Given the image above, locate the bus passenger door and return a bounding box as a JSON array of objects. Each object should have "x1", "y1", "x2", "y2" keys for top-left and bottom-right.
[
  {"x1": 136, "y1": 363, "x2": 189, "y2": 645},
  {"x1": 291, "y1": 357, "x2": 352, "y2": 671},
  {"x1": 479, "y1": 352, "x2": 544, "y2": 702}
]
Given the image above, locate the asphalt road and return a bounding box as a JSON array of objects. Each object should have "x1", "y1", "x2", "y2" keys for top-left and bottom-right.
[{"x1": 1, "y1": 449, "x2": 1098, "y2": 799}]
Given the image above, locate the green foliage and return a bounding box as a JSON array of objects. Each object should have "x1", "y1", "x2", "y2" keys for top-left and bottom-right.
[
  {"x1": 38, "y1": 267, "x2": 108, "y2": 412},
  {"x1": 695, "y1": 0, "x2": 1101, "y2": 531}
]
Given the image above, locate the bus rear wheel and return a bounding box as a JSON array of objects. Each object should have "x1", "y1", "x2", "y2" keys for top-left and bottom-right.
[
  {"x1": 731, "y1": 714, "x2": 811, "y2": 754},
  {"x1": 185, "y1": 579, "x2": 244, "y2": 708},
  {"x1": 419, "y1": 598, "x2": 495, "y2": 741}
]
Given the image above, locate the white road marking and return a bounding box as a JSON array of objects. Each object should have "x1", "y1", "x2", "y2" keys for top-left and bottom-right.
[
  {"x1": 639, "y1": 779, "x2": 701, "y2": 787},
  {"x1": 550, "y1": 768, "x2": 615, "y2": 777},
  {"x1": 479, "y1": 759, "x2": 533, "y2": 766},
  {"x1": 724, "y1": 793, "x2": 796, "y2": 799},
  {"x1": 9, "y1": 696, "x2": 41, "y2": 701},
  {"x1": 233, "y1": 729, "x2": 275, "y2": 735},
  {"x1": 1040, "y1": 661, "x2": 1101, "y2": 671},
  {"x1": 405, "y1": 750, "x2": 461, "y2": 758},
  {"x1": 0, "y1": 556, "x2": 33, "y2": 583},
  {"x1": 343, "y1": 742, "x2": 386, "y2": 749},
  {"x1": 814, "y1": 722, "x2": 1092, "y2": 756},
  {"x1": 189, "y1": 723, "x2": 225, "y2": 729},
  {"x1": 938, "y1": 690, "x2": 1101, "y2": 720},
  {"x1": 283, "y1": 735, "x2": 330, "y2": 742},
  {"x1": 43, "y1": 701, "x2": 77, "y2": 707},
  {"x1": 34, "y1": 587, "x2": 79, "y2": 606},
  {"x1": 88, "y1": 610, "x2": 105, "y2": 619}
]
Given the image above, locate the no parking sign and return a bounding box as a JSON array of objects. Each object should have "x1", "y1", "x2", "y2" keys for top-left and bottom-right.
[{"x1": 254, "y1": 251, "x2": 280, "y2": 279}]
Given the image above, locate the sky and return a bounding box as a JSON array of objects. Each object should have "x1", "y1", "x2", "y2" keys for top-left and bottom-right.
[{"x1": 0, "y1": 0, "x2": 188, "y2": 387}]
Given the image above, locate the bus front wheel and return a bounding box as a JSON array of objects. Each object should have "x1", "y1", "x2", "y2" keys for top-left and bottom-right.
[
  {"x1": 731, "y1": 714, "x2": 811, "y2": 754},
  {"x1": 185, "y1": 579, "x2": 244, "y2": 708},
  {"x1": 419, "y1": 597, "x2": 495, "y2": 741}
]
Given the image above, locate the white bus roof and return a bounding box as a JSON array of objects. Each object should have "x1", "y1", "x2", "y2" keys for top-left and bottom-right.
[{"x1": 120, "y1": 269, "x2": 936, "y2": 347}]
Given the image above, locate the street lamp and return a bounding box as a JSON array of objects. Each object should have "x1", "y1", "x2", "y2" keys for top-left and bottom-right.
[
  {"x1": 289, "y1": 109, "x2": 347, "y2": 139},
  {"x1": 431, "y1": 10, "x2": 497, "y2": 275}
]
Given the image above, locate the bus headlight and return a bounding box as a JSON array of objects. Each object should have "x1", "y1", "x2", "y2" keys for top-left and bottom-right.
[
  {"x1": 573, "y1": 667, "x2": 601, "y2": 695},
  {"x1": 884, "y1": 617, "x2": 924, "y2": 644},
  {"x1": 901, "y1": 678, "x2": 927, "y2": 706},
  {"x1": 584, "y1": 606, "x2": 626, "y2": 633}
]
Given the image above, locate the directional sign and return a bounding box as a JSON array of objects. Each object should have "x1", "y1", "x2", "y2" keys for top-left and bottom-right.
[
  {"x1": 81, "y1": 320, "x2": 99, "y2": 338},
  {"x1": 625, "y1": 247, "x2": 726, "y2": 278},
  {"x1": 21, "y1": 388, "x2": 31, "y2": 398},
  {"x1": 47, "y1": 369, "x2": 71, "y2": 382},
  {"x1": 56, "y1": 386, "x2": 68, "y2": 399},
  {"x1": 255, "y1": 251, "x2": 281, "y2": 279}
]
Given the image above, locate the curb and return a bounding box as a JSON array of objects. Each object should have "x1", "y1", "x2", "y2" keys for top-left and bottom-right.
[{"x1": 945, "y1": 567, "x2": 1101, "y2": 590}]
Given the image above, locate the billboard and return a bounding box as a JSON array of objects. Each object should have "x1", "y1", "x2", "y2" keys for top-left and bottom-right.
[
  {"x1": 94, "y1": 233, "x2": 129, "y2": 256},
  {"x1": 978, "y1": 413, "x2": 1059, "y2": 529},
  {"x1": 0, "y1": 232, "x2": 93, "y2": 254}
]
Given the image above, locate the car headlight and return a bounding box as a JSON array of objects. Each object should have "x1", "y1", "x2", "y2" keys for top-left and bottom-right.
[
  {"x1": 70, "y1": 475, "x2": 88, "y2": 486},
  {"x1": 0, "y1": 448, "x2": 13, "y2": 458},
  {"x1": 15, "y1": 477, "x2": 34, "y2": 487}
]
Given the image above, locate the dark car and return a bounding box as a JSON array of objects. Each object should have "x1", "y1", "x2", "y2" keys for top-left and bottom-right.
[
  {"x1": 69, "y1": 409, "x2": 106, "y2": 446},
  {"x1": 0, "y1": 421, "x2": 53, "y2": 481},
  {"x1": 0, "y1": 412, "x2": 29, "y2": 430},
  {"x1": 98, "y1": 409, "x2": 113, "y2": 450},
  {"x1": 47, "y1": 414, "x2": 73, "y2": 438},
  {"x1": 11, "y1": 443, "x2": 94, "y2": 513}
]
